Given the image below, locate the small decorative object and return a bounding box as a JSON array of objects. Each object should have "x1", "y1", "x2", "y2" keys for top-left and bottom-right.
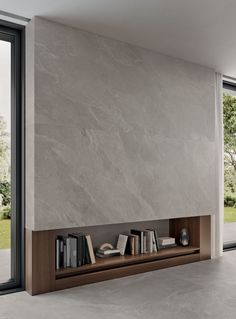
[
  {"x1": 100, "y1": 243, "x2": 113, "y2": 250},
  {"x1": 179, "y1": 228, "x2": 189, "y2": 246}
]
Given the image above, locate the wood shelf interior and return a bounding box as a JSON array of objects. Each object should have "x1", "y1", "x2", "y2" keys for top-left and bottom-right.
[
  {"x1": 25, "y1": 215, "x2": 211, "y2": 295},
  {"x1": 55, "y1": 245, "x2": 200, "y2": 279}
]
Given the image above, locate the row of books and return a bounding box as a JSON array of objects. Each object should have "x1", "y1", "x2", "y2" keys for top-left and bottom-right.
[
  {"x1": 56, "y1": 231, "x2": 177, "y2": 268},
  {"x1": 117, "y1": 229, "x2": 176, "y2": 256},
  {"x1": 56, "y1": 233, "x2": 96, "y2": 269}
]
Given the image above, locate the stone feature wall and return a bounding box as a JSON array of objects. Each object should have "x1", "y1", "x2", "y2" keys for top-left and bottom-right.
[{"x1": 26, "y1": 17, "x2": 216, "y2": 231}]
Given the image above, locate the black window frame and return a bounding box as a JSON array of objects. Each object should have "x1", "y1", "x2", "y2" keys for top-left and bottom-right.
[
  {"x1": 0, "y1": 19, "x2": 24, "y2": 294},
  {"x1": 223, "y1": 78, "x2": 236, "y2": 251}
]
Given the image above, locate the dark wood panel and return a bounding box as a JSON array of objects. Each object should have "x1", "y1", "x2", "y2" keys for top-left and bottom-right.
[
  {"x1": 169, "y1": 217, "x2": 200, "y2": 247},
  {"x1": 25, "y1": 228, "x2": 56, "y2": 295},
  {"x1": 25, "y1": 229, "x2": 33, "y2": 295},
  {"x1": 25, "y1": 215, "x2": 211, "y2": 295},
  {"x1": 56, "y1": 246, "x2": 200, "y2": 278},
  {"x1": 200, "y1": 215, "x2": 211, "y2": 260},
  {"x1": 55, "y1": 253, "x2": 200, "y2": 291}
]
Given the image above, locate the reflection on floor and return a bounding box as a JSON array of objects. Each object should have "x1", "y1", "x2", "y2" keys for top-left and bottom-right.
[
  {"x1": 224, "y1": 222, "x2": 236, "y2": 243},
  {"x1": 0, "y1": 249, "x2": 10, "y2": 284},
  {"x1": 1, "y1": 251, "x2": 236, "y2": 318}
]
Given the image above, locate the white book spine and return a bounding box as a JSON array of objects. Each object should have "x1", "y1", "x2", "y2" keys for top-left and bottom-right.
[{"x1": 117, "y1": 234, "x2": 128, "y2": 256}]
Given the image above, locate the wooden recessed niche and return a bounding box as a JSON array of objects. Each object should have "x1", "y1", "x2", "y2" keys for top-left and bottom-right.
[{"x1": 25, "y1": 215, "x2": 211, "y2": 295}]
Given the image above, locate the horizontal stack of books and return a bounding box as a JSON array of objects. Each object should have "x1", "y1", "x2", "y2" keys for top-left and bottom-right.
[
  {"x1": 56, "y1": 233, "x2": 96, "y2": 269},
  {"x1": 158, "y1": 236, "x2": 176, "y2": 249},
  {"x1": 96, "y1": 248, "x2": 120, "y2": 258}
]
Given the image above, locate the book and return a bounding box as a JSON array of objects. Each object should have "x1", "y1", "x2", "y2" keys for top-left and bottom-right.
[
  {"x1": 146, "y1": 228, "x2": 159, "y2": 252},
  {"x1": 131, "y1": 230, "x2": 144, "y2": 254},
  {"x1": 69, "y1": 233, "x2": 85, "y2": 267},
  {"x1": 56, "y1": 236, "x2": 65, "y2": 269},
  {"x1": 153, "y1": 229, "x2": 160, "y2": 251},
  {"x1": 159, "y1": 237, "x2": 175, "y2": 245},
  {"x1": 134, "y1": 235, "x2": 140, "y2": 255},
  {"x1": 63, "y1": 238, "x2": 67, "y2": 268},
  {"x1": 69, "y1": 236, "x2": 77, "y2": 268},
  {"x1": 66, "y1": 237, "x2": 71, "y2": 267},
  {"x1": 96, "y1": 252, "x2": 120, "y2": 258},
  {"x1": 159, "y1": 243, "x2": 177, "y2": 249},
  {"x1": 97, "y1": 248, "x2": 120, "y2": 255},
  {"x1": 56, "y1": 238, "x2": 60, "y2": 269},
  {"x1": 143, "y1": 234, "x2": 147, "y2": 253},
  {"x1": 144, "y1": 230, "x2": 153, "y2": 253},
  {"x1": 85, "y1": 234, "x2": 96, "y2": 264},
  {"x1": 81, "y1": 235, "x2": 86, "y2": 265},
  {"x1": 85, "y1": 237, "x2": 91, "y2": 264},
  {"x1": 126, "y1": 235, "x2": 136, "y2": 255},
  {"x1": 117, "y1": 234, "x2": 128, "y2": 256},
  {"x1": 153, "y1": 232, "x2": 157, "y2": 253}
]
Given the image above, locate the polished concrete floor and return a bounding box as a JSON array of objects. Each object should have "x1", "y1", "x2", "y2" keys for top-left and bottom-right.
[{"x1": 1, "y1": 251, "x2": 236, "y2": 319}]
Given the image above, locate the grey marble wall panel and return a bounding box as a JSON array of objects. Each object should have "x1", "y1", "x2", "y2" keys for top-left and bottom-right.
[{"x1": 26, "y1": 17, "x2": 217, "y2": 231}]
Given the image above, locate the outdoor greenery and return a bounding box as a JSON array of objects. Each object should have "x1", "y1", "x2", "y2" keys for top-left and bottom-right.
[
  {"x1": 0, "y1": 180, "x2": 10, "y2": 207},
  {"x1": 224, "y1": 207, "x2": 236, "y2": 223},
  {"x1": 0, "y1": 116, "x2": 10, "y2": 181},
  {"x1": 224, "y1": 93, "x2": 236, "y2": 224},
  {"x1": 0, "y1": 116, "x2": 11, "y2": 225},
  {"x1": 0, "y1": 219, "x2": 10, "y2": 249}
]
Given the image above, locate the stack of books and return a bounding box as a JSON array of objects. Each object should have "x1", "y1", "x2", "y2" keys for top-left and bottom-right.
[
  {"x1": 96, "y1": 248, "x2": 120, "y2": 258},
  {"x1": 158, "y1": 237, "x2": 176, "y2": 249},
  {"x1": 56, "y1": 233, "x2": 96, "y2": 269},
  {"x1": 115, "y1": 229, "x2": 161, "y2": 256}
]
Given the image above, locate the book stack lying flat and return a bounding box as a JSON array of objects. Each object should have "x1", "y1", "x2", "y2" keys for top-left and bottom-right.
[
  {"x1": 56, "y1": 233, "x2": 96, "y2": 269},
  {"x1": 158, "y1": 237, "x2": 176, "y2": 249},
  {"x1": 96, "y1": 248, "x2": 120, "y2": 258}
]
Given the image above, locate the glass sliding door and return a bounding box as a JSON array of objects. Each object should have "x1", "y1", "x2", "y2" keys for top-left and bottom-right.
[
  {"x1": 223, "y1": 78, "x2": 236, "y2": 249},
  {"x1": 0, "y1": 23, "x2": 23, "y2": 293},
  {"x1": 0, "y1": 39, "x2": 11, "y2": 285}
]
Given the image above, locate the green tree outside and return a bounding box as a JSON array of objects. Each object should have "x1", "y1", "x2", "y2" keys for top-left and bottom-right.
[
  {"x1": 0, "y1": 116, "x2": 11, "y2": 220},
  {"x1": 223, "y1": 93, "x2": 236, "y2": 222}
]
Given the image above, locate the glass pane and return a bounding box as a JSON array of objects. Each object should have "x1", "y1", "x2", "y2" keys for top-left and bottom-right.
[
  {"x1": 0, "y1": 40, "x2": 11, "y2": 284},
  {"x1": 223, "y1": 85, "x2": 236, "y2": 244}
]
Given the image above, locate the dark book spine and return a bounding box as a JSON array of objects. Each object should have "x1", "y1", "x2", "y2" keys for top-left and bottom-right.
[
  {"x1": 63, "y1": 238, "x2": 67, "y2": 268},
  {"x1": 56, "y1": 239, "x2": 60, "y2": 269},
  {"x1": 125, "y1": 236, "x2": 134, "y2": 255},
  {"x1": 77, "y1": 236, "x2": 82, "y2": 267},
  {"x1": 85, "y1": 236, "x2": 91, "y2": 264},
  {"x1": 59, "y1": 239, "x2": 64, "y2": 268},
  {"x1": 154, "y1": 230, "x2": 160, "y2": 251}
]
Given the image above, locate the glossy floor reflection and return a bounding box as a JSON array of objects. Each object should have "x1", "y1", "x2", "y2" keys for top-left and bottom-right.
[{"x1": 1, "y1": 251, "x2": 236, "y2": 319}]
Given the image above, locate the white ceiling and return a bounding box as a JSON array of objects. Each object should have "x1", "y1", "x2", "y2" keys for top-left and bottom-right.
[{"x1": 1, "y1": 0, "x2": 236, "y2": 77}]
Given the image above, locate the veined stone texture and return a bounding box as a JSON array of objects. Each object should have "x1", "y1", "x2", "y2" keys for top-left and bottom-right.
[{"x1": 26, "y1": 17, "x2": 216, "y2": 231}]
